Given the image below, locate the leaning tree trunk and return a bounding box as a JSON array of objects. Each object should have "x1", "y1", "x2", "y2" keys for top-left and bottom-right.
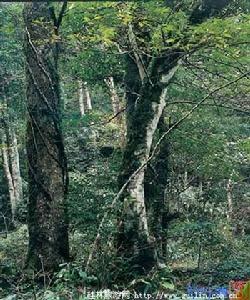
[
  {"x1": 23, "y1": 2, "x2": 69, "y2": 273},
  {"x1": 117, "y1": 55, "x2": 179, "y2": 275}
]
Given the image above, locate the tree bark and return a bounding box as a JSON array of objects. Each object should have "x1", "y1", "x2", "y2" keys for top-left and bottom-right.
[
  {"x1": 23, "y1": 2, "x2": 69, "y2": 273},
  {"x1": 117, "y1": 55, "x2": 179, "y2": 275},
  {"x1": 145, "y1": 114, "x2": 170, "y2": 259}
]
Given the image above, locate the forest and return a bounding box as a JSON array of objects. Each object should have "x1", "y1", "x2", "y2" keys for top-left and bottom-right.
[{"x1": 0, "y1": 1, "x2": 250, "y2": 299}]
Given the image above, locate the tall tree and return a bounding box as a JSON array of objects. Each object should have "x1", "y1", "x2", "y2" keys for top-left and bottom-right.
[
  {"x1": 116, "y1": 0, "x2": 235, "y2": 275},
  {"x1": 23, "y1": 2, "x2": 69, "y2": 273}
]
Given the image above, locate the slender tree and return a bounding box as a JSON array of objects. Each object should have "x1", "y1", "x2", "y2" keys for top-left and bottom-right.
[
  {"x1": 78, "y1": 80, "x2": 85, "y2": 116},
  {"x1": 104, "y1": 76, "x2": 122, "y2": 123},
  {"x1": 0, "y1": 165, "x2": 12, "y2": 233},
  {"x1": 1, "y1": 133, "x2": 16, "y2": 218},
  {"x1": 78, "y1": 80, "x2": 92, "y2": 116},
  {"x1": 0, "y1": 86, "x2": 22, "y2": 220},
  {"x1": 83, "y1": 81, "x2": 92, "y2": 111},
  {"x1": 9, "y1": 128, "x2": 23, "y2": 208},
  {"x1": 23, "y1": 2, "x2": 69, "y2": 272}
]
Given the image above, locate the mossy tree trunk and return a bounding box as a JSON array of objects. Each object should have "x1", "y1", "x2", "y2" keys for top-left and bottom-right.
[
  {"x1": 117, "y1": 54, "x2": 179, "y2": 275},
  {"x1": 23, "y1": 2, "x2": 69, "y2": 273}
]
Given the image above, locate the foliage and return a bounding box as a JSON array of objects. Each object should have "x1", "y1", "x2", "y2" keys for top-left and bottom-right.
[{"x1": 0, "y1": 1, "x2": 250, "y2": 299}]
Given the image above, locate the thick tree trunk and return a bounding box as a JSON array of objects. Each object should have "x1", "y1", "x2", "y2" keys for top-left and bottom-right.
[
  {"x1": 23, "y1": 2, "x2": 69, "y2": 273},
  {"x1": 117, "y1": 89, "x2": 164, "y2": 275},
  {"x1": 117, "y1": 54, "x2": 179, "y2": 275},
  {"x1": 145, "y1": 114, "x2": 170, "y2": 259}
]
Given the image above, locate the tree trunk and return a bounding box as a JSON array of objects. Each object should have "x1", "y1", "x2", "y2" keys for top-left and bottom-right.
[
  {"x1": 83, "y1": 81, "x2": 92, "y2": 111},
  {"x1": 145, "y1": 114, "x2": 170, "y2": 259},
  {"x1": 104, "y1": 76, "x2": 122, "y2": 123},
  {"x1": 78, "y1": 80, "x2": 92, "y2": 115},
  {"x1": 0, "y1": 162, "x2": 12, "y2": 233},
  {"x1": 115, "y1": 0, "x2": 231, "y2": 278},
  {"x1": 0, "y1": 88, "x2": 22, "y2": 220},
  {"x1": 117, "y1": 54, "x2": 179, "y2": 275},
  {"x1": 23, "y1": 2, "x2": 69, "y2": 273},
  {"x1": 227, "y1": 178, "x2": 233, "y2": 222},
  {"x1": 78, "y1": 80, "x2": 85, "y2": 116},
  {"x1": 9, "y1": 129, "x2": 23, "y2": 209},
  {"x1": 1, "y1": 136, "x2": 16, "y2": 219}
]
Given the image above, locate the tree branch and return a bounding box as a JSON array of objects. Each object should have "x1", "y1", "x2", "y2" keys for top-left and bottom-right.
[{"x1": 56, "y1": 1, "x2": 67, "y2": 29}]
